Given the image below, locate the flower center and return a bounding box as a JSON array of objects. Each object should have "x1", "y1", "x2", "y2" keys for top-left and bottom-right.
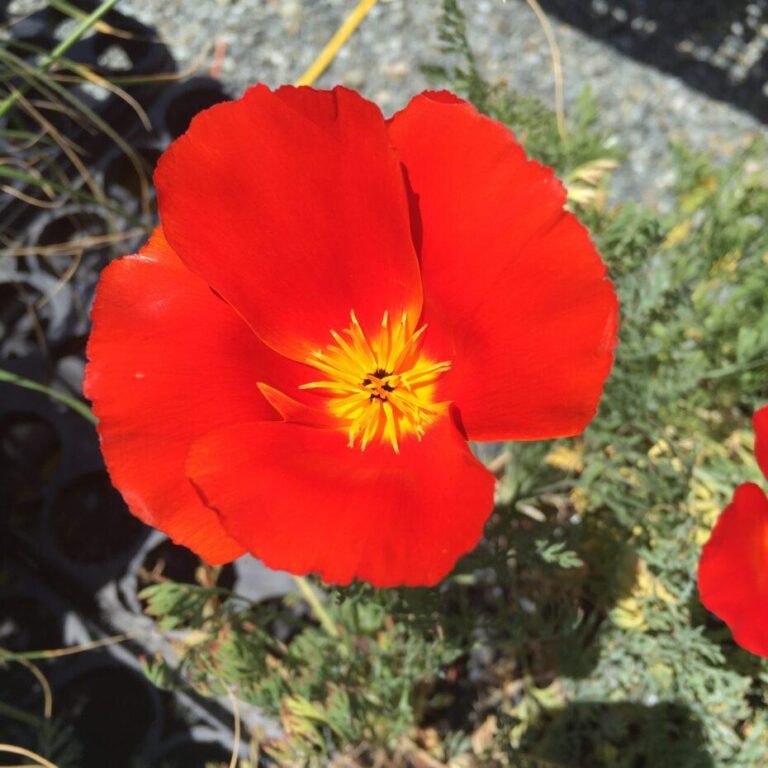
[{"x1": 300, "y1": 310, "x2": 451, "y2": 453}]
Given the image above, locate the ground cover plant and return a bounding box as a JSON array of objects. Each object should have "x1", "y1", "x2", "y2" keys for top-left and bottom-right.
[
  {"x1": 3, "y1": 1, "x2": 768, "y2": 766},
  {"x1": 138, "y1": 5, "x2": 768, "y2": 764}
]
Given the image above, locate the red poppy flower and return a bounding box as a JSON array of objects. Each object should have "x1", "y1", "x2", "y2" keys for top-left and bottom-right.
[
  {"x1": 698, "y1": 406, "x2": 768, "y2": 655},
  {"x1": 85, "y1": 86, "x2": 618, "y2": 587}
]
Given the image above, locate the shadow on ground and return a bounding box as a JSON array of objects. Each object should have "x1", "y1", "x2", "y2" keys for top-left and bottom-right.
[
  {"x1": 519, "y1": 701, "x2": 714, "y2": 768},
  {"x1": 539, "y1": 0, "x2": 768, "y2": 123}
]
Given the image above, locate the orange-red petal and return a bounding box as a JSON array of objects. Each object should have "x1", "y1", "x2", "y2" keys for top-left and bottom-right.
[
  {"x1": 85, "y1": 229, "x2": 308, "y2": 564},
  {"x1": 155, "y1": 84, "x2": 422, "y2": 362},
  {"x1": 698, "y1": 482, "x2": 768, "y2": 656},
  {"x1": 185, "y1": 411, "x2": 495, "y2": 586},
  {"x1": 388, "y1": 92, "x2": 618, "y2": 441},
  {"x1": 256, "y1": 383, "x2": 338, "y2": 429},
  {"x1": 754, "y1": 406, "x2": 768, "y2": 480}
]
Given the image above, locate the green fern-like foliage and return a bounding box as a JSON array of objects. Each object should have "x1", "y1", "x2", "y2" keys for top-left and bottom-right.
[{"x1": 137, "y1": 3, "x2": 768, "y2": 765}]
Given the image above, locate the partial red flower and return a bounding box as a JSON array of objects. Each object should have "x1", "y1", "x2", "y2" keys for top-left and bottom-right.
[
  {"x1": 698, "y1": 406, "x2": 768, "y2": 655},
  {"x1": 85, "y1": 86, "x2": 618, "y2": 587}
]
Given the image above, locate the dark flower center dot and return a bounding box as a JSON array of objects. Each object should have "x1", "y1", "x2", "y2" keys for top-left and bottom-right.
[{"x1": 363, "y1": 369, "x2": 396, "y2": 401}]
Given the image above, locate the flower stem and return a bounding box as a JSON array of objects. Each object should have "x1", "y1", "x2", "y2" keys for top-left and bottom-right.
[{"x1": 293, "y1": 576, "x2": 339, "y2": 638}]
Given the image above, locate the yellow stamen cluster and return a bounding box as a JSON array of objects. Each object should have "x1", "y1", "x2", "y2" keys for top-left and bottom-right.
[{"x1": 300, "y1": 310, "x2": 451, "y2": 453}]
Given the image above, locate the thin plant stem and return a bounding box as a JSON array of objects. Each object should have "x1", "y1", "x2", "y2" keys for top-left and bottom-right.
[
  {"x1": 521, "y1": 0, "x2": 566, "y2": 140},
  {"x1": 0, "y1": 701, "x2": 41, "y2": 728},
  {"x1": 225, "y1": 688, "x2": 242, "y2": 768},
  {"x1": 293, "y1": 576, "x2": 339, "y2": 638},
  {"x1": 0, "y1": 368, "x2": 97, "y2": 425},
  {"x1": 0, "y1": 633, "x2": 130, "y2": 662},
  {"x1": 0, "y1": 0, "x2": 121, "y2": 119},
  {"x1": 295, "y1": 0, "x2": 379, "y2": 86},
  {"x1": 45, "y1": 0, "x2": 133, "y2": 39},
  {"x1": 16, "y1": 657, "x2": 53, "y2": 718},
  {"x1": 0, "y1": 744, "x2": 57, "y2": 768}
]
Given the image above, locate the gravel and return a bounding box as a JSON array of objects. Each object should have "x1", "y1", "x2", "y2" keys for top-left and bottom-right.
[
  {"x1": 101, "y1": 0, "x2": 768, "y2": 208},
  {"x1": 8, "y1": 0, "x2": 768, "y2": 203}
]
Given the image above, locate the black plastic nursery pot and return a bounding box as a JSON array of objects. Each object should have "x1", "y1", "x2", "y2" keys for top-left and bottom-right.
[{"x1": 0, "y1": 2, "x2": 281, "y2": 764}]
